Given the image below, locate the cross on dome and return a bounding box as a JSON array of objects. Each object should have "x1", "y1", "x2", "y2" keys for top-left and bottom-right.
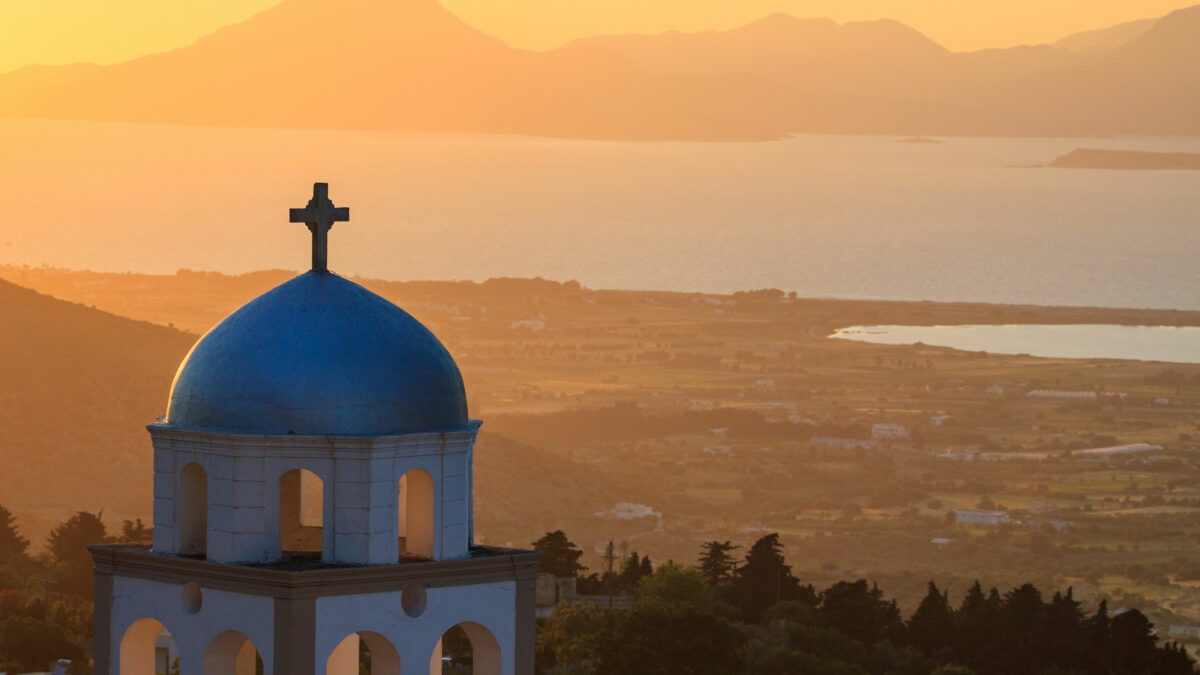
[{"x1": 289, "y1": 182, "x2": 350, "y2": 273}]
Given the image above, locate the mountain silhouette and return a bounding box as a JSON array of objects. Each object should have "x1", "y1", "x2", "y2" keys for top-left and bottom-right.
[
  {"x1": 0, "y1": 0, "x2": 807, "y2": 140},
  {"x1": 573, "y1": 4, "x2": 1200, "y2": 137},
  {"x1": 569, "y1": 15, "x2": 948, "y2": 95},
  {"x1": 0, "y1": 0, "x2": 1197, "y2": 138}
]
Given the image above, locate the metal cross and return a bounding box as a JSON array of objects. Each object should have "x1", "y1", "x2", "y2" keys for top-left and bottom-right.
[{"x1": 289, "y1": 183, "x2": 349, "y2": 273}]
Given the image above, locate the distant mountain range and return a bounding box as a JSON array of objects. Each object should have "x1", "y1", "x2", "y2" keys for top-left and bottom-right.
[
  {"x1": 0, "y1": 0, "x2": 1197, "y2": 140},
  {"x1": 1052, "y1": 17, "x2": 1158, "y2": 53}
]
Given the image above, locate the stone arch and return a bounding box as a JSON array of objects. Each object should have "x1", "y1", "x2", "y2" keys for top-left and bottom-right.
[
  {"x1": 280, "y1": 468, "x2": 325, "y2": 556},
  {"x1": 433, "y1": 622, "x2": 501, "y2": 675},
  {"x1": 203, "y1": 630, "x2": 262, "y2": 675},
  {"x1": 399, "y1": 468, "x2": 435, "y2": 559},
  {"x1": 325, "y1": 631, "x2": 400, "y2": 675},
  {"x1": 179, "y1": 462, "x2": 208, "y2": 556},
  {"x1": 119, "y1": 618, "x2": 177, "y2": 675}
]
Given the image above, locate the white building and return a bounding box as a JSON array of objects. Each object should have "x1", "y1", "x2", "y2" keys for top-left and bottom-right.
[
  {"x1": 871, "y1": 423, "x2": 910, "y2": 441},
  {"x1": 1026, "y1": 390, "x2": 1097, "y2": 400},
  {"x1": 954, "y1": 509, "x2": 1010, "y2": 526},
  {"x1": 510, "y1": 317, "x2": 546, "y2": 332},
  {"x1": 91, "y1": 184, "x2": 539, "y2": 675}
]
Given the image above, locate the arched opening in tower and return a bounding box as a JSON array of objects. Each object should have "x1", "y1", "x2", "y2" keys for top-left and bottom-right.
[
  {"x1": 398, "y1": 468, "x2": 435, "y2": 559},
  {"x1": 118, "y1": 618, "x2": 178, "y2": 675},
  {"x1": 179, "y1": 462, "x2": 208, "y2": 557},
  {"x1": 325, "y1": 631, "x2": 400, "y2": 675},
  {"x1": 432, "y1": 622, "x2": 501, "y2": 675},
  {"x1": 203, "y1": 629, "x2": 264, "y2": 675},
  {"x1": 279, "y1": 468, "x2": 325, "y2": 558}
]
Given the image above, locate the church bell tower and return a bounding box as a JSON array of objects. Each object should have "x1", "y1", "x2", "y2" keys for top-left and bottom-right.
[{"x1": 91, "y1": 184, "x2": 540, "y2": 675}]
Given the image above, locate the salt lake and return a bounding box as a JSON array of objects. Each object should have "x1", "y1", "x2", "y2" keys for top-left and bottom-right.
[{"x1": 830, "y1": 324, "x2": 1200, "y2": 363}]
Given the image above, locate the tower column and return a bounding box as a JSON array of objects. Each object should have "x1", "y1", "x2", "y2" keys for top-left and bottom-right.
[
  {"x1": 274, "y1": 597, "x2": 317, "y2": 674},
  {"x1": 92, "y1": 558, "x2": 115, "y2": 675},
  {"x1": 514, "y1": 567, "x2": 539, "y2": 675}
]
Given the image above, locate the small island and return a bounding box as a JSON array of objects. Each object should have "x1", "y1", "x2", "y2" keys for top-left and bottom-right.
[{"x1": 1047, "y1": 147, "x2": 1200, "y2": 170}]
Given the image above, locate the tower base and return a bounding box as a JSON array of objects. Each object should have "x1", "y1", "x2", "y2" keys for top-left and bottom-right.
[{"x1": 91, "y1": 545, "x2": 540, "y2": 675}]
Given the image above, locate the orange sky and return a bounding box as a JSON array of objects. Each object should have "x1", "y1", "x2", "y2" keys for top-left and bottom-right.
[{"x1": 1, "y1": 0, "x2": 1194, "y2": 74}]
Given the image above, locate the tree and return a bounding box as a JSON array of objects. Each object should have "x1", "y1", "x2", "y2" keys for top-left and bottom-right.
[
  {"x1": 996, "y1": 583, "x2": 1047, "y2": 673},
  {"x1": 594, "y1": 602, "x2": 747, "y2": 675},
  {"x1": 744, "y1": 613, "x2": 876, "y2": 674},
  {"x1": 536, "y1": 603, "x2": 605, "y2": 672},
  {"x1": 46, "y1": 511, "x2": 108, "y2": 598},
  {"x1": 907, "y1": 581, "x2": 953, "y2": 654},
  {"x1": 118, "y1": 518, "x2": 153, "y2": 543},
  {"x1": 635, "y1": 562, "x2": 712, "y2": 609},
  {"x1": 1109, "y1": 609, "x2": 1158, "y2": 674},
  {"x1": 531, "y1": 530, "x2": 586, "y2": 578},
  {"x1": 697, "y1": 540, "x2": 739, "y2": 586},
  {"x1": 1084, "y1": 599, "x2": 1112, "y2": 673},
  {"x1": 0, "y1": 505, "x2": 29, "y2": 565},
  {"x1": 1045, "y1": 587, "x2": 1084, "y2": 670},
  {"x1": 819, "y1": 580, "x2": 902, "y2": 645},
  {"x1": 618, "y1": 552, "x2": 652, "y2": 592},
  {"x1": 728, "y1": 533, "x2": 816, "y2": 623},
  {"x1": 1156, "y1": 642, "x2": 1197, "y2": 675},
  {"x1": 47, "y1": 511, "x2": 107, "y2": 569},
  {"x1": 0, "y1": 616, "x2": 86, "y2": 672},
  {"x1": 954, "y1": 581, "x2": 1002, "y2": 672}
]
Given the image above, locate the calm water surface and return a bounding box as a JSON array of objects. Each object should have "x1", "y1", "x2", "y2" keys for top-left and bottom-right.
[
  {"x1": 831, "y1": 324, "x2": 1200, "y2": 363},
  {"x1": 1, "y1": 120, "x2": 1197, "y2": 309}
]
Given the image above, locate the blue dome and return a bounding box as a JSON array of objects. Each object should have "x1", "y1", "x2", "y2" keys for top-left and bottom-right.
[{"x1": 165, "y1": 272, "x2": 468, "y2": 435}]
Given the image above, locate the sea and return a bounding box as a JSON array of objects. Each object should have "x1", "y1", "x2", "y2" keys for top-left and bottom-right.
[{"x1": 2, "y1": 119, "x2": 1198, "y2": 310}]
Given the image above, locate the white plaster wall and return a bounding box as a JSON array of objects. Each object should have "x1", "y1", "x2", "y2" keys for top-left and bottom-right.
[
  {"x1": 439, "y1": 450, "x2": 470, "y2": 560},
  {"x1": 110, "y1": 576, "x2": 275, "y2": 675},
  {"x1": 315, "y1": 581, "x2": 517, "y2": 675},
  {"x1": 149, "y1": 425, "x2": 480, "y2": 566},
  {"x1": 151, "y1": 442, "x2": 177, "y2": 554},
  {"x1": 333, "y1": 455, "x2": 372, "y2": 565}
]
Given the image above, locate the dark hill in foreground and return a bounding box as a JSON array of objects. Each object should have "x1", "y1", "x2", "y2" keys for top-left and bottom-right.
[{"x1": 0, "y1": 279, "x2": 194, "y2": 539}]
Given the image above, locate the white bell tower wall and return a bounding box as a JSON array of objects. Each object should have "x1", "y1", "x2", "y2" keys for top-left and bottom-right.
[{"x1": 149, "y1": 422, "x2": 479, "y2": 565}]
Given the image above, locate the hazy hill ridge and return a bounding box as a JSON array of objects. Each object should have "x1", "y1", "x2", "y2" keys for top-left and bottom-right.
[
  {"x1": 1053, "y1": 17, "x2": 1158, "y2": 53},
  {"x1": 0, "y1": 0, "x2": 1196, "y2": 138}
]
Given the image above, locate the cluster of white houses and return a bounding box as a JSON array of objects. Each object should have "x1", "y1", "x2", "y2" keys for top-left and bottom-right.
[{"x1": 90, "y1": 185, "x2": 540, "y2": 674}]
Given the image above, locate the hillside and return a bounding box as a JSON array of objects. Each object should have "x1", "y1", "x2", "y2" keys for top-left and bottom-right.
[
  {"x1": 0, "y1": 279, "x2": 195, "y2": 542},
  {"x1": 0, "y1": 272, "x2": 621, "y2": 548},
  {"x1": 10, "y1": 266, "x2": 1200, "y2": 642},
  {"x1": 8, "y1": 265, "x2": 1200, "y2": 551}
]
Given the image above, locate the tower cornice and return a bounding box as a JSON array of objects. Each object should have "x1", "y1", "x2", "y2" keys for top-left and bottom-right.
[{"x1": 91, "y1": 545, "x2": 540, "y2": 600}]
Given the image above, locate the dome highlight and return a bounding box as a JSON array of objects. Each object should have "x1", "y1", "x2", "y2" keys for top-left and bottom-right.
[{"x1": 165, "y1": 272, "x2": 468, "y2": 435}]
